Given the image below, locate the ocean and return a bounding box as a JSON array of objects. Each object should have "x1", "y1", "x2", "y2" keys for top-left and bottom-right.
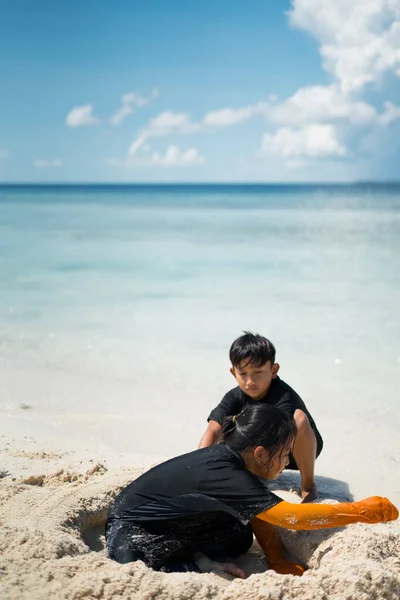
[{"x1": 0, "y1": 184, "x2": 399, "y2": 503}]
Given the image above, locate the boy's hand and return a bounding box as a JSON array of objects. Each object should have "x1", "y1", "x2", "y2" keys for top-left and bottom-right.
[
  {"x1": 301, "y1": 485, "x2": 317, "y2": 503},
  {"x1": 268, "y1": 559, "x2": 305, "y2": 577}
]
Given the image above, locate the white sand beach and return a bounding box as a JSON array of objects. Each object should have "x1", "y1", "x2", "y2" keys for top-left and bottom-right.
[{"x1": 1, "y1": 426, "x2": 399, "y2": 600}]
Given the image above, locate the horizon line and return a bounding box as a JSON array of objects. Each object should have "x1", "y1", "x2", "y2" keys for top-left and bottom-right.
[{"x1": 1, "y1": 180, "x2": 400, "y2": 187}]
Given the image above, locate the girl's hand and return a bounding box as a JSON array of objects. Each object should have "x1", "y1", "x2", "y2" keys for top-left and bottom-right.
[
  {"x1": 269, "y1": 559, "x2": 305, "y2": 576},
  {"x1": 355, "y1": 497, "x2": 399, "y2": 523}
]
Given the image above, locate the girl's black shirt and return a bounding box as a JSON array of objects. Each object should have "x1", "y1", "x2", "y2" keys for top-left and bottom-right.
[{"x1": 107, "y1": 444, "x2": 282, "y2": 534}]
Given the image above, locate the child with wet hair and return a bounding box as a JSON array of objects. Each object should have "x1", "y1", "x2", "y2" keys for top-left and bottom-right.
[{"x1": 199, "y1": 331, "x2": 323, "y2": 502}]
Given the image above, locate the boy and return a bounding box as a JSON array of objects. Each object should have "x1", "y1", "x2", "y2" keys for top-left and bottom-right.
[{"x1": 198, "y1": 332, "x2": 323, "y2": 503}]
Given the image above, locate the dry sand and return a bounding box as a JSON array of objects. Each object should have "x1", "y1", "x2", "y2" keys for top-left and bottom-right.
[{"x1": 1, "y1": 437, "x2": 399, "y2": 600}]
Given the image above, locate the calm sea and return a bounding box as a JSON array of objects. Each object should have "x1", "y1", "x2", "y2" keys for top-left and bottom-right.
[{"x1": 0, "y1": 184, "x2": 399, "y2": 501}]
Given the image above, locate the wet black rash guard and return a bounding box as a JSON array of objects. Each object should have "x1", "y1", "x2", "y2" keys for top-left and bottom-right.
[
  {"x1": 208, "y1": 377, "x2": 323, "y2": 462},
  {"x1": 106, "y1": 443, "x2": 282, "y2": 532}
]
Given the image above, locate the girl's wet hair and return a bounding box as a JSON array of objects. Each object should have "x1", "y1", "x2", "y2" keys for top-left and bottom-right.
[
  {"x1": 229, "y1": 331, "x2": 276, "y2": 368},
  {"x1": 221, "y1": 404, "x2": 296, "y2": 463}
]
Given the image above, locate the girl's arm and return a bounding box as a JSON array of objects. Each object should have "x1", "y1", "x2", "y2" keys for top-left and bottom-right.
[
  {"x1": 257, "y1": 496, "x2": 398, "y2": 530},
  {"x1": 251, "y1": 496, "x2": 398, "y2": 577},
  {"x1": 251, "y1": 518, "x2": 306, "y2": 576}
]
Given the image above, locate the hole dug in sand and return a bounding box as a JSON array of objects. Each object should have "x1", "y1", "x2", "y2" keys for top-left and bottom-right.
[
  {"x1": 79, "y1": 510, "x2": 107, "y2": 553},
  {"x1": 1, "y1": 463, "x2": 132, "y2": 561}
]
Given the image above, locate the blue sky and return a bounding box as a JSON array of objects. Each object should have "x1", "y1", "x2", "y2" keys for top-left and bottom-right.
[{"x1": 1, "y1": 0, "x2": 399, "y2": 182}]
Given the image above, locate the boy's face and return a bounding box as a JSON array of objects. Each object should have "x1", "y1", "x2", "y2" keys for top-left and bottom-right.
[{"x1": 231, "y1": 359, "x2": 279, "y2": 400}]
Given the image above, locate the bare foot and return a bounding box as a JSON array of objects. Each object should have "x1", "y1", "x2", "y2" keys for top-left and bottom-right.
[
  {"x1": 193, "y1": 553, "x2": 246, "y2": 579},
  {"x1": 301, "y1": 485, "x2": 318, "y2": 503},
  {"x1": 218, "y1": 562, "x2": 246, "y2": 579}
]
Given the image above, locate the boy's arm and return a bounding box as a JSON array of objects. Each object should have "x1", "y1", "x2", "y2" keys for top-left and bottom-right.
[
  {"x1": 198, "y1": 389, "x2": 243, "y2": 449},
  {"x1": 198, "y1": 420, "x2": 222, "y2": 449},
  {"x1": 256, "y1": 496, "x2": 398, "y2": 530}
]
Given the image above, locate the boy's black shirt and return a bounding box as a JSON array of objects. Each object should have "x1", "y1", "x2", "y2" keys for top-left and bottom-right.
[
  {"x1": 208, "y1": 376, "x2": 323, "y2": 454},
  {"x1": 106, "y1": 443, "x2": 282, "y2": 533}
]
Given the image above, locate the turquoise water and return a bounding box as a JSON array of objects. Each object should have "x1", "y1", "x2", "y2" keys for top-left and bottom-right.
[
  {"x1": 1, "y1": 184, "x2": 399, "y2": 359},
  {"x1": 0, "y1": 184, "x2": 399, "y2": 500}
]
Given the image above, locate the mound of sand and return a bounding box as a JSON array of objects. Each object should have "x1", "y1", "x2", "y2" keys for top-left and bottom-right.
[{"x1": 1, "y1": 457, "x2": 399, "y2": 600}]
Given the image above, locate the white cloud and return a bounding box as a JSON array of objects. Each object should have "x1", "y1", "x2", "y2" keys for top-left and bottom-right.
[
  {"x1": 107, "y1": 145, "x2": 204, "y2": 168},
  {"x1": 200, "y1": 83, "x2": 378, "y2": 133},
  {"x1": 33, "y1": 159, "x2": 62, "y2": 168},
  {"x1": 289, "y1": 0, "x2": 400, "y2": 93},
  {"x1": 152, "y1": 145, "x2": 205, "y2": 166},
  {"x1": 129, "y1": 111, "x2": 200, "y2": 155},
  {"x1": 112, "y1": 2, "x2": 399, "y2": 174},
  {"x1": 260, "y1": 124, "x2": 347, "y2": 159},
  {"x1": 252, "y1": 1, "x2": 400, "y2": 167},
  {"x1": 269, "y1": 84, "x2": 377, "y2": 126},
  {"x1": 110, "y1": 88, "x2": 159, "y2": 125},
  {"x1": 378, "y1": 101, "x2": 400, "y2": 125},
  {"x1": 145, "y1": 111, "x2": 197, "y2": 134},
  {"x1": 199, "y1": 83, "x2": 388, "y2": 135},
  {"x1": 203, "y1": 102, "x2": 268, "y2": 127},
  {"x1": 66, "y1": 104, "x2": 99, "y2": 128}
]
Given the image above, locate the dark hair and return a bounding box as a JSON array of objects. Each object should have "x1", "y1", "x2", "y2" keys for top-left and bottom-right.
[
  {"x1": 221, "y1": 404, "x2": 296, "y2": 465},
  {"x1": 229, "y1": 331, "x2": 276, "y2": 369}
]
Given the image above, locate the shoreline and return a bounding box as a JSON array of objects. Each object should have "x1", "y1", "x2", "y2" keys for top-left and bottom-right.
[{"x1": 1, "y1": 349, "x2": 399, "y2": 508}]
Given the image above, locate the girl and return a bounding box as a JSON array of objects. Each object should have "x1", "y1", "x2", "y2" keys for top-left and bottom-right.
[{"x1": 106, "y1": 404, "x2": 398, "y2": 577}]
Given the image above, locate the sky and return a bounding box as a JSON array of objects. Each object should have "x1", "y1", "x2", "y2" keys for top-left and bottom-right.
[{"x1": 0, "y1": 0, "x2": 400, "y2": 183}]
